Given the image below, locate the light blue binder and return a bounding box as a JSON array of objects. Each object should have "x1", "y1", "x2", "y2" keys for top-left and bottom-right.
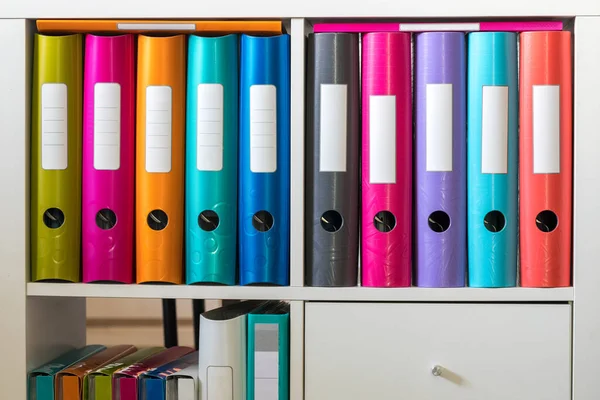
[
  {"x1": 247, "y1": 302, "x2": 290, "y2": 400},
  {"x1": 185, "y1": 34, "x2": 239, "y2": 285},
  {"x1": 239, "y1": 34, "x2": 291, "y2": 286},
  {"x1": 467, "y1": 32, "x2": 518, "y2": 287}
]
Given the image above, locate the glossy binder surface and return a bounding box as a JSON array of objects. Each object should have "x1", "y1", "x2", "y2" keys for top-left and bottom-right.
[
  {"x1": 239, "y1": 35, "x2": 291, "y2": 286},
  {"x1": 519, "y1": 31, "x2": 572, "y2": 287},
  {"x1": 82, "y1": 34, "x2": 135, "y2": 283},
  {"x1": 361, "y1": 32, "x2": 412, "y2": 287},
  {"x1": 136, "y1": 35, "x2": 186, "y2": 284},
  {"x1": 313, "y1": 21, "x2": 563, "y2": 33},
  {"x1": 165, "y1": 364, "x2": 198, "y2": 400},
  {"x1": 415, "y1": 32, "x2": 467, "y2": 287},
  {"x1": 186, "y1": 34, "x2": 239, "y2": 285},
  {"x1": 31, "y1": 34, "x2": 83, "y2": 282},
  {"x1": 305, "y1": 33, "x2": 360, "y2": 287},
  {"x1": 139, "y1": 352, "x2": 198, "y2": 400}
]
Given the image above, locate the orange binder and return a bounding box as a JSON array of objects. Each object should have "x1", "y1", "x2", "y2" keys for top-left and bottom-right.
[
  {"x1": 519, "y1": 31, "x2": 572, "y2": 287},
  {"x1": 136, "y1": 35, "x2": 186, "y2": 284},
  {"x1": 36, "y1": 20, "x2": 282, "y2": 34}
]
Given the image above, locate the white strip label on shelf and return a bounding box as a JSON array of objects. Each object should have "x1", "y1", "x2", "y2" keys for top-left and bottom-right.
[
  {"x1": 319, "y1": 84, "x2": 347, "y2": 172},
  {"x1": 145, "y1": 85, "x2": 172, "y2": 173},
  {"x1": 399, "y1": 22, "x2": 480, "y2": 31},
  {"x1": 369, "y1": 95, "x2": 396, "y2": 184},
  {"x1": 533, "y1": 85, "x2": 561, "y2": 174},
  {"x1": 117, "y1": 23, "x2": 196, "y2": 30},
  {"x1": 255, "y1": 323, "x2": 279, "y2": 400},
  {"x1": 41, "y1": 83, "x2": 68, "y2": 170},
  {"x1": 250, "y1": 84, "x2": 277, "y2": 173},
  {"x1": 481, "y1": 85, "x2": 508, "y2": 174},
  {"x1": 197, "y1": 83, "x2": 224, "y2": 171},
  {"x1": 426, "y1": 83, "x2": 453, "y2": 172},
  {"x1": 208, "y1": 366, "x2": 233, "y2": 400},
  {"x1": 94, "y1": 83, "x2": 121, "y2": 171}
]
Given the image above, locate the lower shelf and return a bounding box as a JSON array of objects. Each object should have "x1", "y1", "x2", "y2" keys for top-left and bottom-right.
[{"x1": 26, "y1": 282, "x2": 574, "y2": 302}]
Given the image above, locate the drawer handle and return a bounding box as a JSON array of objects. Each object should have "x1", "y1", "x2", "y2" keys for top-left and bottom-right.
[{"x1": 431, "y1": 365, "x2": 443, "y2": 377}]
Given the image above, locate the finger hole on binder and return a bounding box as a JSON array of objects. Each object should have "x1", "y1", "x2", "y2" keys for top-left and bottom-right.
[
  {"x1": 198, "y1": 210, "x2": 219, "y2": 232},
  {"x1": 374, "y1": 211, "x2": 396, "y2": 233},
  {"x1": 484, "y1": 210, "x2": 505, "y2": 233},
  {"x1": 43, "y1": 208, "x2": 65, "y2": 229},
  {"x1": 428, "y1": 210, "x2": 450, "y2": 233},
  {"x1": 96, "y1": 208, "x2": 117, "y2": 230},
  {"x1": 147, "y1": 209, "x2": 168, "y2": 231},
  {"x1": 321, "y1": 210, "x2": 343, "y2": 233},
  {"x1": 252, "y1": 210, "x2": 274, "y2": 232},
  {"x1": 536, "y1": 210, "x2": 558, "y2": 233}
]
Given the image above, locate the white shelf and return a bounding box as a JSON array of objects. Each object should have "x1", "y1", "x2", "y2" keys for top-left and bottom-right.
[{"x1": 26, "y1": 282, "x2": 574, "y2": 302}]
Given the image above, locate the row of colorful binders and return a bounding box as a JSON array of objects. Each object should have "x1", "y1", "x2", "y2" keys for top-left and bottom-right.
[
  {"x1": 306, "y1": 30, "x2": 572, "y2": 288},
  {"x1": 31, "y1": 28, "x2": 291, "y2": 286},
  {"x1": 29, "y1": 301, "x2": 289, "y2": 400}
]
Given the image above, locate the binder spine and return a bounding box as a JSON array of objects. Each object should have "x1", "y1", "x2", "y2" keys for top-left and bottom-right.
[
  {"x1": 305, "y1": 33, "x2": 360, "y2": 287},
  {"x1": 361, "y1": 32, "x2": 412, "y2": 287},
  {"x1": 467, "y1": 32, "x2": 518, "y2": 287},
  {"x1": 31, "y1": 33, "x2": 83, "y2": 282},
  {"x1": 239, "y1": 34, "x2": 291, "y2": 286},
  {"x1": 185, "y1": 34, "x2": 239, "y2": 285},
  {"x1": 82, "y1": 34, "x2": 135, "y2": 283},
  {"x1": 415, "y1": 32, "x2": 467, "y2": 287},
  {"x1": 519, "y1": 31, "x2": 572, "y2": 287},
  {"x1": 135, "y1": 35, "x2": 187, "y2": 284}
]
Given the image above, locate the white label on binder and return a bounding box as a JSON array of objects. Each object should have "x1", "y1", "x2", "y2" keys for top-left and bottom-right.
[
  {"x1": 250, "y1": 85, "x2": 277, "y2": 173},
  {"x1": 319, "y1": 84, "x2": 347, "y2": 172},
  {"x1": 369, "y1": 95, "x2": 396, "y2": 184},
  {"x1": 176, "y1": 378, "x2": 195, "y2": 400},
  {"x1": 481, "y1": 86, "x2": 508, "y2": 174},
  {"x1": 145, "y1": 86, "x2": 172, "y2": 173},
  {"x1": 197, "y1": 84, "x2": 224, "y2": 171},
  {"x1": 426, "y1": 83, "x2": 453, "y2": 172},
  {"x1": 207, "y1": 366, "x2": 233, "y2": 400},
  {"x1": 41, "y1": 83, "x2": 68, "y2": 170},
  {"x1": 255, "y1": 323, "x2": 279, "y2": 400},
  {"x1": 94, "y1": 83, "x2": 121, "y2": 170},
  {"x1": 533, "y1": 85, "x2": 561, "y2": 174}
]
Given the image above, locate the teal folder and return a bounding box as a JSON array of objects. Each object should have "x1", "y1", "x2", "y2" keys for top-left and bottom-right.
[
  {"x1": 28, "y1": 345, "x2": 106, "y2": 400},
  {"x1": 247, "y1": 301, "x2": 289, "y2": 400}
]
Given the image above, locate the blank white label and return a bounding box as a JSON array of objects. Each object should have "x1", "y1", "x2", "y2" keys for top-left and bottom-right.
[
  {"x1": 369, "y1": 95, "x2": 396, "y2": 184},
  {"x1": 533, "y1": 85, "x2": 561, "y2": 174},
  {"x1": 145, "y1": 86, "x2": 172, "y2": 173},
  {"x1": 94, "y1": 83, "x2": 121, "y2": 170},
  {"x1": 481, "y1": 86, "x2": 508, "y2": 174},
  {"x1": 197, "y1": 84, "x2": 224, "y2": 171},
  {"x1": 255, "y1": 323, "x2": 279, "y2": 400},
  {"x1": 319, "y1": 84, "x2": 347, "y2": 172},
  {"x1": 250, "y1": 85, "x2": 277, "y2": 173},
  {"x1": 426, "y1": 83, "x2": 453, "y2": 172},
  {"x1": 41, "y1": 83, "x2": 68, "y2": 170},
  {"x1": 207, "y1": 366, "x2": 233, "y2": 400},
  {"x1": 176, "y1": 378, "x2": 195, "y2": 400}
]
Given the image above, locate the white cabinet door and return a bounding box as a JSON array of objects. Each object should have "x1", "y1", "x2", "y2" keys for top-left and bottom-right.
[{"x1": 305, "y1": 303, "x2": 571, "y2": 400}]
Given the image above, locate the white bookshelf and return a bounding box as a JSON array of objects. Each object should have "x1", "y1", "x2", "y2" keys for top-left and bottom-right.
[{"x1": 1, "y1": 2, "x2": 599, "y2": 399}]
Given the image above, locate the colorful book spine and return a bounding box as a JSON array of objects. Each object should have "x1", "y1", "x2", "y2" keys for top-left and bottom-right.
[
  {"x1": 467, "y1": 32, "x2": 518, "y2": 287},
  {"x1": 185, "y1": 34, "x2": 239, "y2": 285},
  {"x1": 519, "y1": 31, "x2": 572, "y2": 287},
  {"x1": 361, "y1": 32, "x2": 412, "y2": 287},
  {"x1": 239, "y1": 34, "x2": 291, "y2": 286},
  {"x1": 82, "y1": 34, "x2": 135, "y2": 283},
  {"x1": 305, "y1": 32, "x2": 360, "y2": 287},
  {"x1": 135, "y1": 35, "x2": 186, "y2": 284},
  {"x1": 30, "y1": 33, "x2": 83, "y2": 282},
  {"x1": 415, "y1": 32, "x2": 467, "y2": 287}
]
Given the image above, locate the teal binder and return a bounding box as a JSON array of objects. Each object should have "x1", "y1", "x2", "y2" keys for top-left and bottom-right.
[
  {"x1": 28, "y1": 345, "x2": 106, "y2": 400},
  {"x1": 247, "y1": 301, "x2": 289, "y2": 400}
]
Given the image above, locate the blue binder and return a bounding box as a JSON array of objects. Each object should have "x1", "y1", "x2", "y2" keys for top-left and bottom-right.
[
  {"x1": 138, "y1": 351, "x2": 198, "y2": 400},
  {"x1": 185, "y1": 34, "x2": 239, "y2": 285},
  {"x1": 239, "y1": 34, "x2": 291, "y2": 286},
  {"x1": 467, "y1": 32, "x2": 518, "y2": 287}
]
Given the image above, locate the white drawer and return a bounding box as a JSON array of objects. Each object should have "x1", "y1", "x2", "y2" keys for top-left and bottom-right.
[{"x1": 305, "y1": 303, "x2": 571, "y2": 400}]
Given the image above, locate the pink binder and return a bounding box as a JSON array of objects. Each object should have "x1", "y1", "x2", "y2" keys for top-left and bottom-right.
[{"x1": 82, "y1": 34, "x2": 135, "y2": 283}]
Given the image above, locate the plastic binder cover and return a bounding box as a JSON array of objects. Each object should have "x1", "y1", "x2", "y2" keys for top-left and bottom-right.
[
  {"x1": 31, "y1": 33, "x2": 83, "y2": 282},
  {"x1": 414, "y1": 32, "x2": 467, "y2": 288},
  {"x1": 139, "y1": 351, "x2": 198, "y2": 400},
  {"x1": 135, "y1": 34, "x2": 186, "y2": 284},
  {"x1": 29, "y1": 345, "x2": 106, "y2": 400},
  {"x1": 186, "y1": 34, "x2": 239, "y2": 285},
  {"x1": 239, "y1": 35, "x2": 291, "y2": 286},
  {"x1": 165, "y1": 364, "x2": 199, "y2": 400},
  {"x1": 467, "y1": 32, "x2": 518, "y2": 288},
  {"x1": 305, "y1": 33, "x2": 360, "y2": 287},
  {"x1": 82, "y1": 34, "x2": 135, "y2": 283}
]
